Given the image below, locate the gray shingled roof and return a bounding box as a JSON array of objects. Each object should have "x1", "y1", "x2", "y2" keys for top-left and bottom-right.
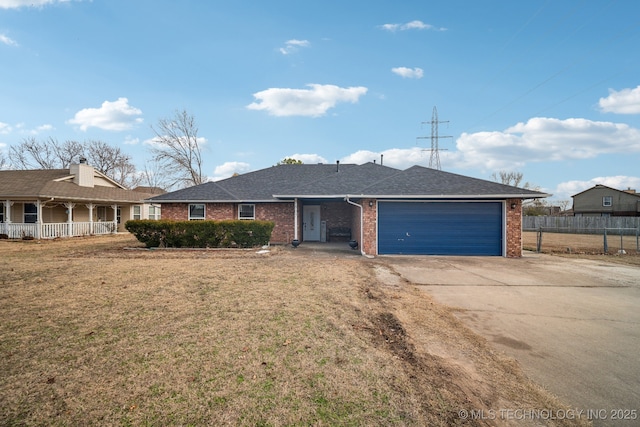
[
  {"x1": 150, "y1": 163, "x2": 548, "y2": 202},
  {"x1": 0, "y1": 169, "x2": 154, "y2": 203}
]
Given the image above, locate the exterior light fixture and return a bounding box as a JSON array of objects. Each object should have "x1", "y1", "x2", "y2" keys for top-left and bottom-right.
[
  {"x1": 369, "y1": 201, "x2": 374, "y2": 207},
  {"x1": 511, "y1": 203, "x2": 517, "y2": 210}
]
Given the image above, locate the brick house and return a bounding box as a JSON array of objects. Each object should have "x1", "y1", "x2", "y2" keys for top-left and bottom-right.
[{"x1": 149, "y1": 162, "x2": 548, "y2": 257}]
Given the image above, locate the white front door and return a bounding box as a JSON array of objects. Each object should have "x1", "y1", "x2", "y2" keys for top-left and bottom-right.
[{"x1": 303, "y1": 205, "x2": 321, "y2": 241}]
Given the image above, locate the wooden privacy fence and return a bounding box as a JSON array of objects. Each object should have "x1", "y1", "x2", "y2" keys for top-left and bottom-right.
[{"x1": 523, "y1": 216, "x2": 640, "y2": 235}]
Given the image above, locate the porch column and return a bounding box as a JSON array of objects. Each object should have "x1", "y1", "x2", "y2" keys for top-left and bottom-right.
[
  {"x1": 85, "y1": 203, "x2": 94, "y2": 235},
  {"x1": 65, "y1": 202, "x2": 76, "y2": 237},
  {"x1": 111, "y1": 204, "x2": 118, "y2": 233},
  {"x1": 35, "y1": 200, "x2": 42, "y2": 239},
  {"x1": 2, "y1": 200, "x2": 12, "y2": 235}
]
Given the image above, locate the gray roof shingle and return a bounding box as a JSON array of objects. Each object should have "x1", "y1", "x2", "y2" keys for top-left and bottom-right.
[
  {"x1": 150, "y1": 163, "x2": 548, "y2": 202},
  {"x1": 0, "y1": 169, "x2": 154, "y2": 203}
]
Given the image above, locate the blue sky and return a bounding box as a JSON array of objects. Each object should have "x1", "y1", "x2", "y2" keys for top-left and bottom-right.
[{"x1": 1, "y1": 0, "x2": 639, "y2": 202}]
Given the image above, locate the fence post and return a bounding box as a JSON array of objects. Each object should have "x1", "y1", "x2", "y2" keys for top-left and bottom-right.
[
  {"x1": 536, "y1": 227, "x2": 543, "y2": 253},
  {"x1": 603, "y1": 228, "x2": 608, "y2": 253}
]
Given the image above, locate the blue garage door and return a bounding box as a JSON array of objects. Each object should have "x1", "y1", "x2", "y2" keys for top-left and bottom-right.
[{"x1": 378, "y1": 202, "x2": 503, "y2": 255}]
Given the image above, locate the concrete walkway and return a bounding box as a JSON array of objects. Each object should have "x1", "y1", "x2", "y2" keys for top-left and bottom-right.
[{"x1": 382, "y1": 253, "x2": 640, "y2": 426}]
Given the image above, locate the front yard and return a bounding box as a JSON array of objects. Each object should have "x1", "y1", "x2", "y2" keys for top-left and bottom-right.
[{"x1": 0, "y1": 235, "x2": 588, "y2": 426}]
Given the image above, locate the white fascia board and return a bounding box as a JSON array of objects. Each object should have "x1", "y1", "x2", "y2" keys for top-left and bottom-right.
[
  {"x1": 348, "y1": 193, "x2": 551, "y2": 199},
  {"x1": 273, "y1": 193, "x2": 551, "y2": 199},
  {"x1": 272, "y1": 194, "x2": 347, "y2": 199},
  {"x1": 145, "y1": 199, "x2": 290, "y2": 203}
]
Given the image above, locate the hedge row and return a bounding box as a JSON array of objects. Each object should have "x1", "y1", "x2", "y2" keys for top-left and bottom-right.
[{"x1": 125, "y1": 220, "x2": 275, "y2": 248}]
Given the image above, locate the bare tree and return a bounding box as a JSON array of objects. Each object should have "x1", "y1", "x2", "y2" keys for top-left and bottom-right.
[
  {"x1": 149, "y1": 109, "x2": 204, "y2": 189},
  {"x1": 9, "y1": 137, "x2": 60, "y2": 169},
  {"x1": 85, "y1": 140, "x2": 140, "y2": 187},
  {"x1": 141, "y1": 159, "x2": 173, "y2": 192},
  {"x1": 492, "y1": 170, "x2": 527, "y2": 188},
  {"x1": 52, "y1": 138, "x2": 84, "y2": 167},
  {"x1": 0, "y1": 151, "x2": 7, "y2": 170},
  {"x1": 7, "y1": 137, "x2": 140, "y2": 188}
]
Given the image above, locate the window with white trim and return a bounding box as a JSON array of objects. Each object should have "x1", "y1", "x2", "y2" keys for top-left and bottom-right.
[
  {"x1": 149, "y1": 205, "x2": 160, "y2": 220},
  {"x1": 603, "y1": 196, "x2": 612, "y2": 207},
  {"x1": 189, "y1": 204, "x2": 205, "y2": 220},
  {"x1": 133, "y1": 205, "x2": 142, "y2": 220},
  {"x1": 238, "y1": 204, "x2": 255, "y2": 220},
  {"x1": 24, "y1": 203, "x2": 37, "y2": 223}
]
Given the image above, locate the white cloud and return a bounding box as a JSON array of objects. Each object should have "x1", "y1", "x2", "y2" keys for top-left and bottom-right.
[
  {"x1": 453, "y1": 117, "x2": 640, "y2": 171},
  {"x1": 283, "y1": 153, "x2": 327, "y2": 164},
  {"x1": 341, "y1": 147, "x2": 429, "y2": 170},
  {"x1": 0, "y1": 122, "x2": 12, "y2": 134},
  {"x1": 25, "y1": 124, "x2": 54, "y2": 135},
  {"x1": 554, "y1": 176, "x2": 640, "y2": 200},
  {"x1": 247, "y1": 84, "x2": 368, "y2": 117},
  {"x1": 123, "y1": 135, "x2": 139, "y2": 145},
  {"x1": 391, "y1": 67, "x2": 424, "y2": 79},
  {"x1": 67, "y1": 97, "x2": 143, "y2": 131},
  {"x1": 212, "y1": 161, "x2": 251, "y2": 181},
  {"x1": 380, "y1": 20, "x2": 447, "y2": 32},
  {"x1": 279, "y1": 39, "x2": 310, "y2": 55},
  {"x1": 0, "y1": 34, "x2": 18, "y2": 46},
  {"x1": 599, "y1": 85, "x2": 640, "y2": 114},
  {"x1": 0, "y1": 0, "x2": 78, "y2": 9}
]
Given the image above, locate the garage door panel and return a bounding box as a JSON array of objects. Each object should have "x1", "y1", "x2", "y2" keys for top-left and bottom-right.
[{"x1": 378, "y1": 202, "x2": 502, "y2": 255}]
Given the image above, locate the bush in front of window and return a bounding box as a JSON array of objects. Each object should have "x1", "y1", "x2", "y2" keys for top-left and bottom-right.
[{"x1": 125, "y1": 220, "x2": 274, "y2": 248}]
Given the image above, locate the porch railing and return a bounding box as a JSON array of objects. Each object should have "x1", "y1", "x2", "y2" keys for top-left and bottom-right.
[{"x1": 0, "y1": 222, "x2": 117, "y2": 239}]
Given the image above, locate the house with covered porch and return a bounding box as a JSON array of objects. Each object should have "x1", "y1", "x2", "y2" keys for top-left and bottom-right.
[
  {"x1": 149, "y1": 162, "x2": 548, "y2": 257},
  {"x1": 0, "y1": 161, "x2": 160, "y2": 239}
]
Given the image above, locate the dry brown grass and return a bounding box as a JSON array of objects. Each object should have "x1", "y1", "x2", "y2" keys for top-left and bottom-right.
[
  {"x1": 1, "y1": 234, "x2": 590, "y2": 426},
  {"x1": 523, "y1": 231, "x2": 640, "y2": 266}
]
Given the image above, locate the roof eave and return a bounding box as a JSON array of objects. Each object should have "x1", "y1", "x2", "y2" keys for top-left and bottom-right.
[
  {"x1": 146, "y1": 199, "x2": 287, "y2": 203},
  {"x1": 274, "y1": 193, "x2": 551, "y2": 199}
]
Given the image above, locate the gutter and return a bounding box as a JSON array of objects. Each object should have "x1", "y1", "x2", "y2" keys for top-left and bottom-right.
[
  {"x1": 274, "y1": 193, "x2": 551, "y2": 200},
  {"x1": 345, "y1": 196, "x2": 367, "y2": 257}
]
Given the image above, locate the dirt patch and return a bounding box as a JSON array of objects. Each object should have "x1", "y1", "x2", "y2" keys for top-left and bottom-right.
[{"x1": 0, "y1": 234, "x2": 589, "y2": 426}]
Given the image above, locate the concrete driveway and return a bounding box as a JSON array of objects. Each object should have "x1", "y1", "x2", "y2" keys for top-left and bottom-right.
[{"x1": 382, "y1": 253, "x2": 640, "y2": 426}]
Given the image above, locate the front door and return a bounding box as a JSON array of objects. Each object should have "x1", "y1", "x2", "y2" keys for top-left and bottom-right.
[{"x1": 303, "y1": 205, "x2": 321, "y2": 241}]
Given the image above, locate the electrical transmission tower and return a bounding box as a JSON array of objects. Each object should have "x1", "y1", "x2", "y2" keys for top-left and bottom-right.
[{"x1": 417, "y1": 106, "x2": 451, "y2": 170}]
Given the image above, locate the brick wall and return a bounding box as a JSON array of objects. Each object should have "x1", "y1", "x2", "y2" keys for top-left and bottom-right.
[
  {"x1": 506, "y1": 199, "x2": 522, "y2": 257},
  {"x1": 158, "y1": 202, "x2": 294, "y2": 245},
  {"x1": 361, "y1": 199, "x2": 377, "y2": 255},
  {"x1": 257, "y1": 203, "x2": 294, "y2": 244}
]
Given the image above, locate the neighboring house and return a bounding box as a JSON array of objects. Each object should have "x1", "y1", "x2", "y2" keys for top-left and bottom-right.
[
  {"x1": 572, "y1": 184, "x2": 640, "y2": 217},
  {"x1": 0, "y1": 161, "x2": 161, "y2": 239},
  {"x1": 149, "y1": 162, "x2": 547, "y2": 257}
]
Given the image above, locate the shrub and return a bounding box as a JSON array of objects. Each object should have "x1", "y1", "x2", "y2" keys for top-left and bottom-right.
[{"x1": 125, "y1": 220, "x2": 274, "y2": 249}]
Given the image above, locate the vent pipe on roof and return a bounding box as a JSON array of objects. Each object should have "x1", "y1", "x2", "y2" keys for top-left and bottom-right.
[
  {"x1": 336, "y1": 160, "x2": 340, "y2": 172},
  {"x1": 380, "y1": 154, "x2": 383, "y2": 165}
]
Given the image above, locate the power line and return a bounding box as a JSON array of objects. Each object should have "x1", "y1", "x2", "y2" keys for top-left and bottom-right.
[{"x1": 417, "y1": 106, "x2": 452, "y2": 170}]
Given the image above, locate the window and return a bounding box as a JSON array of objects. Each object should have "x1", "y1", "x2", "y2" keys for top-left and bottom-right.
[
  {"x1": 0, "y1": 203, "x2": 4, "y2": 223},
  {"x1": 133, "y1": 205, "x2": 141, "y2": 220},
  {"x1": 149, "y1": 205, "x2": 160, "y2": 220},
  {"x1": 97, "y1": 206, "x2": 108, "y2": 221},
  {"x1": 238, "y1": 204, "x2": 255, "y2": 220},
  {"x1": 24, "y1": 203, "x2": 37, "y2": 223},
  {"x1": 189, "y1": 204, "x2": 205, "y2": 220},
  {"x1": 603, "y1": 196, "x2": 612, "y2": 207}
]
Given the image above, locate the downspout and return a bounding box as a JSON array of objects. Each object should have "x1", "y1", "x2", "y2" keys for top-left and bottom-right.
[
  {"x1": 294, "y1": 198, "x2": 299, "y2": 241},
  {"x1": 345, "y1": 196, "x2": 366, "y2": 256}
]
